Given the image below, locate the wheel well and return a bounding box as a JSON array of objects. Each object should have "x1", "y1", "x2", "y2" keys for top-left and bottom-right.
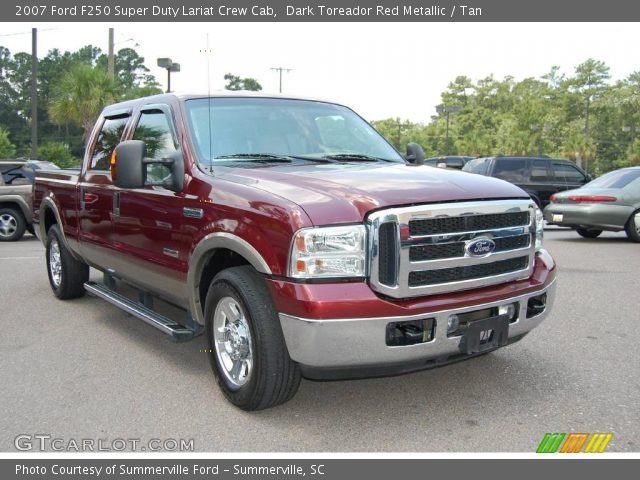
[
  {"x1": 0, "y1": 201, "x2": 25, "y2": 217},
  {"x1": 43, "y1": 207, "x2": 56, "y2": 234},
  {"x1": 198, "y1": 248, "x2": 251, "y2": 315}
]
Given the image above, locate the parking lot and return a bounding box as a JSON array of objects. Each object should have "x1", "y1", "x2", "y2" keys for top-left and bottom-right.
[{"x1": 0, "y1": 229, "x2": 638, "y2": 452}]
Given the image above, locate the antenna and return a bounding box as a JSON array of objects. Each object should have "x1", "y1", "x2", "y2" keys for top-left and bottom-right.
[{"x1": 205, "y1": 34, "x2": 213, "y2": 173}]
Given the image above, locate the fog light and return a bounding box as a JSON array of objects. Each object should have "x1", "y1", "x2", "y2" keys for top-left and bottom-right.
[
  {"x1": 498, "y1": 303, "x2": 518, "y2": 322},
  {"x1": 447, "y1": 314, "x2": 460, "y2": 335}
]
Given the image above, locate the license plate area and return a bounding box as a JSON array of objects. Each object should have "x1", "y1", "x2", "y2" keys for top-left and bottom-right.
[
  {"x1": 552, "y1": 213, "x2": 564, "y2": 223},
  {"x1": 458, "y1": 315, "x2": 510, "y2": 355}
]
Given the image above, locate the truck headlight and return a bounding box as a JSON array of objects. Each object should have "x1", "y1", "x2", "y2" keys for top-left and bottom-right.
[
  {"x1": 289, "y1": 225, "x2": 367, "y2": 279},
  {"x1": 534, "y1": 206, "x2": 544, "y2": 251}
]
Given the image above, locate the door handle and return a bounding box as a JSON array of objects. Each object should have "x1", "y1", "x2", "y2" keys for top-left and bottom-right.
[{"x1": 83, "y1": 192, "x2": 99, "y2": 205}]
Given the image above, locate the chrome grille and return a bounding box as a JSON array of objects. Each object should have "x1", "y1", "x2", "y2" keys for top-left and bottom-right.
[{"x1": 368, "y1": 200, "x2": 537, "y2": 298}]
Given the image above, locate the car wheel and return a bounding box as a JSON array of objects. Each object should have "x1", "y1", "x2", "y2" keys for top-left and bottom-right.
[
  {"x1": 46, "y1": 224, "x2": 89, "y2": 299},
  {"x1": 576, "y1": 228, "x2": 602, "y2": 239},
  {"x1": 204, "y1": 265, "x2": 301, "y2": 411},
  {"x1": 0, "y1": 207, "x2": 26, "y2": 241},
  {"x1": 625, "y1": 211, "x2": 640, "y2": 243}
]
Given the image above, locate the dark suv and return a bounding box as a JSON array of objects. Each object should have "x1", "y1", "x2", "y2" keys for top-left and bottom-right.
[{"x1": 462, "y1": 156, "x2": 590, "y2": 208}]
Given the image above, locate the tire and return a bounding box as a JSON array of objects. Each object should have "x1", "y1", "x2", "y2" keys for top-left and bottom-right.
[
  {"x1": 576, "y1": 228, "x2": 602, "y2": 239},
  {"x1": 625, "y1": 211, "x2": 640, "y2": 243},
  {"x1": 46, "y1": 224, "x2": 89, "y2": 299},
  {"x1": 0, "y1": 207, "x2": 26, "y2": 241},
  {"x1": 204, "y1": 265, "x2": 301, "y2": 411}
]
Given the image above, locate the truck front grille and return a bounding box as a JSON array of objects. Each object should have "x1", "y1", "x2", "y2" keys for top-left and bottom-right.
[{"x1": 368, "y1": 200, "x2": 536, "y2": 298}]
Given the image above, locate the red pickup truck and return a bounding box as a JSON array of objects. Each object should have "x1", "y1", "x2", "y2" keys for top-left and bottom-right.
[{"x1": 33, "y1": 93, "x2": 556, "y2": 410}]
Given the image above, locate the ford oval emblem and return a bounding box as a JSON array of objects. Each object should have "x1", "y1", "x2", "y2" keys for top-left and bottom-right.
[{"x1": 466, "y1": 238, "x2": 496, "y2": 257}]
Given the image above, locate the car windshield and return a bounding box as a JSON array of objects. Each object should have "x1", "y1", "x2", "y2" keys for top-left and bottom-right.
[
  {"x1": 587, "y1": 168, "x2": 640, "y2": 189},
  {"x1": 184, "y1": 97, "x2": 403, "y2": 165}
]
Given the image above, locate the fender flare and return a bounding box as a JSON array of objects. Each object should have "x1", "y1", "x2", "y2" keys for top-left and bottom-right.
[
  {"x1": 0, "y1": 195, "x2": 32, "y2": 222},
  {"x1": 38, "y1": 196, "x2": 82, "y2": 259},
  {"x1": 187, "y1": 232, "x2": 272, "y2": 325}
]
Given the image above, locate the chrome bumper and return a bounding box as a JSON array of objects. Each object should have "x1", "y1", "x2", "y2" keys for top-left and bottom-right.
[{"x1": 279, "y1": 279, "x2": 556, "y2": 369}]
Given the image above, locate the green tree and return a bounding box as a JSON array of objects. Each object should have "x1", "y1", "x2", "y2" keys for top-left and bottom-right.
[
  {"x1": 0, "y1": 128, "x2": 17, "y2": 157},
  {"x1": 37, "y1": 141, "x2": 78, "y2": 168},
  {"x1": 224, "y1": 73, "x2": 262, "y2": 91},
  {"x1": 48, "y1": 63, "x2": 118, "y2": 138}
]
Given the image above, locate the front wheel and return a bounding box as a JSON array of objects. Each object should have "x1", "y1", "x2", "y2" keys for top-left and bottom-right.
[
  {"x1": 625, "y1": 211, "x2": 640, "y2": 243},
  {"x1": 46, "y1": 225, "x2": 89, "y2": 299},
  {"x1": 204, "y1": 266, "x2": 301, "y2": 411},
  {"x1": 576, "y1": 228, "x2": 602, "y2": 239}
]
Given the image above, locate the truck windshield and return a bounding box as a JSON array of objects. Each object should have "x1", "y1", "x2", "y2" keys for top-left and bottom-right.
[{"x1": 184, "y1": 97, "x2": 403, "y2": 165}]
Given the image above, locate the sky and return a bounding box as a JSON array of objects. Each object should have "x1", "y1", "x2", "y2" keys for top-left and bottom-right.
[{"x1": 0, "y1": 22, "x2": 638, "y2": 122}]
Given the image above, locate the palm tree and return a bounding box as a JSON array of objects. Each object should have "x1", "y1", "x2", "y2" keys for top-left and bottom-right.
[{"x1": 48, "y1": 63, "x2": 118, "y2": 139}]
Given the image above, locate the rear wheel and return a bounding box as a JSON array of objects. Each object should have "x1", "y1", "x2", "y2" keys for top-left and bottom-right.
[
  {"x1": 625, "y1": 211, "x2": 640, "y2": 243},
  {"x1": 204, "y1": 266, "x2": 301, "y2": 411},
  {"x1": 46, "y1": 225, "x2": 89, "y2": 299},
  {"x1": 0, "y1": 207, "x2": 26, "y2": 241},
  {"x1": 576, "y1": 228, "x2": 602, "y2": 239}
]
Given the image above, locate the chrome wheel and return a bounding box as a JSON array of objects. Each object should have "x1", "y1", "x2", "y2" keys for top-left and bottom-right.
[
  {"x1": 48, "y1": 238, "x2": 62, "y2": 288},
  {"x1": 0, "y1": 213, "x2": 17, "y2": 238},
  {"x1": 213, "y1": 296, "x2": 253, "y2": 389}
]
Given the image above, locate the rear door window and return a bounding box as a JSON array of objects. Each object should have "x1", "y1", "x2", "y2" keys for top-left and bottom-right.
[
  {"x1": 90, "y1": 116, "x2": 129, "y2": 171},
  {"x1": 492, "y1": 158, "x2": 527, "y2": 182},
  {"x1": 552, "y1": 162, "x2": 586, "y2": 183}
]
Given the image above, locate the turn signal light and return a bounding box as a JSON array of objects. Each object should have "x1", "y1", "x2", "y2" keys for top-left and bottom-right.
[
  {"x1": 567, "y1": 195, "x2": 617, "y2": 203},
  {"x1": 549, "y1": 194, "x2": 557, "y2": 203}
]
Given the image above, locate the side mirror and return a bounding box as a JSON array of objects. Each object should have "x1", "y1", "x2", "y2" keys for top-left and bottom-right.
[
  {"x1": 113, "y1": 140, "x2": 146, "y2": 189},
  {"x1": 585, "y1": 174, "x2": 593, "y2": 182},
  {"x1": 405, "y1": 143, "x2": 425, "y2": 165},
  {"x1": 113, "y1": 140, "x2": 184, "y2": 192}
]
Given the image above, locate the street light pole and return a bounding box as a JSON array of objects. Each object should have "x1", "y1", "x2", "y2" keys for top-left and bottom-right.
[
  {"x1": 107, "y1": 28, "x2": 114, "y2": 78},
  {"x1": 157, "y1": 58, "x2": 180, "y2": 93}
]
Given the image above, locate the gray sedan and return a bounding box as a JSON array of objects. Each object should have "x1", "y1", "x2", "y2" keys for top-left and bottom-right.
[{"x1": 544, "y1": 166, "x2": 640, "y2": 242}]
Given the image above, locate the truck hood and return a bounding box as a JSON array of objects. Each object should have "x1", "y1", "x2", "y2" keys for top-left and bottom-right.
[{"x1": 216, "y1": 162, "x2": 529, "y2": 225}]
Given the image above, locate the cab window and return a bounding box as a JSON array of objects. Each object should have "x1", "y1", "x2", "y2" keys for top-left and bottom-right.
[{"x1": 90, "y1": 116, "x2": 129, "y2": 170}]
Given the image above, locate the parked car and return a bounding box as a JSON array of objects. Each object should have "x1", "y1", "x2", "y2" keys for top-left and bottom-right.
[
  {"x1": 0, "y1": 159, "x2": 41, "y2": 241},
  {"x1": 424, "y1": 156, "x2": 474, "y2": 170},
  {"x1": 544, "y1": 166, "x2": 640, "y2": 242},
  {"x1": 462, "y1": 156, "x2": 591, "y2": 208},
  {"x1": 33, "y1": 93, "x2": 556, "y2": 410}
]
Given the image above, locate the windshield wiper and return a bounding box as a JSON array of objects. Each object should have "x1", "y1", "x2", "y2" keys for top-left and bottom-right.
[
  {"x1": 213, "y1": 153, "x2": 293, "y2": 163},
  {"x1": 321, "y1": 154, "x2": 394, "y2": 162}
]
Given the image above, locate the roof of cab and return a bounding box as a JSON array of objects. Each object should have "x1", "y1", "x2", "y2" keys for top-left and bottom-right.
[{"x1": 102, "y1": 91, "x2": 338, "y2": 116}]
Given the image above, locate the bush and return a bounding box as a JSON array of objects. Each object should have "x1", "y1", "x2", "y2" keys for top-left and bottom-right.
[
  {"x1": 37, "y1": 142, "x2": 79, "y2": 168},
  {"x1": 0, "y1": 128, "x2": 17, "y2": 158}
]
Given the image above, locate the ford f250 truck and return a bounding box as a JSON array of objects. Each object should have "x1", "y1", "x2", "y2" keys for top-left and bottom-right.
[{"x1": 33, "y1": 93, "x2": 556, "y2": 410}]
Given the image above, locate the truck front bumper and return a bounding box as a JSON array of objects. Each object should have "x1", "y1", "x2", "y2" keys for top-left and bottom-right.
[{"x1": 271, "y1": 252, "x2": 556, "y2": 379}]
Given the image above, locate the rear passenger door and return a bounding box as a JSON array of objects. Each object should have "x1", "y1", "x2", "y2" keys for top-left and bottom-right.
[{"x1": 78, "y1": 112, "x2": 130, "y2": 268}]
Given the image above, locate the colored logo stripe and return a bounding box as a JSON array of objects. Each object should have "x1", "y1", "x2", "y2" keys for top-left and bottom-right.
[
  {"x1": 584, "y1": 433, "x2": 613, "y2": 453},
  {"x1": 560, "y1": 433, "x2": 589, "y2": 453},
  {"x1": 536, "y1": 433, "x2": 565, "y2": 453}
]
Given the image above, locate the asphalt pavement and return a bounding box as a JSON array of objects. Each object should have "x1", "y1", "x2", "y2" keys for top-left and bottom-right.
[{"x1": 0, "y1": 229, "x2": 638, "y2": 452}]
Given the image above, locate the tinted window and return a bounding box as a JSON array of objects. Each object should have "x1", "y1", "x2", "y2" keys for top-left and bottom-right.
[
  {"x1": 587, "y1": 169, "x2": 640, "y2": 189},
  {"x1": 530, "y1": 159, "x2": 550, "y2": 181},
  {"x1": 552, "y1": 162, "x2": 586, "y2": 182},
  {"x1": 133, "y1": 109, "x2": 177, "y2": 182},
  {"x1": 493, "y1": 158, "x2": 527, "y2": 182},
  {"x1": 463, "y1": 158, "x2": 489, "y2": 175},
  {"x1": 90, "y1": 116, "x2": 129, "y2": 170}
]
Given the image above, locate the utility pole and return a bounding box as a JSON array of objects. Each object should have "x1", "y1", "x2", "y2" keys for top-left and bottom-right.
[
  {"x1": 30, "y1": 28, "x2": 38, "y2": 159},
  {"x1": 107, "y1": 28, "x2": 115, "y2": 78},
  {"x1": 436, "y1": 104, "x2": 461, "y2": 155},
  {"x1": 270, "y1": 67, "x2": 291, "y2": 93}
]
